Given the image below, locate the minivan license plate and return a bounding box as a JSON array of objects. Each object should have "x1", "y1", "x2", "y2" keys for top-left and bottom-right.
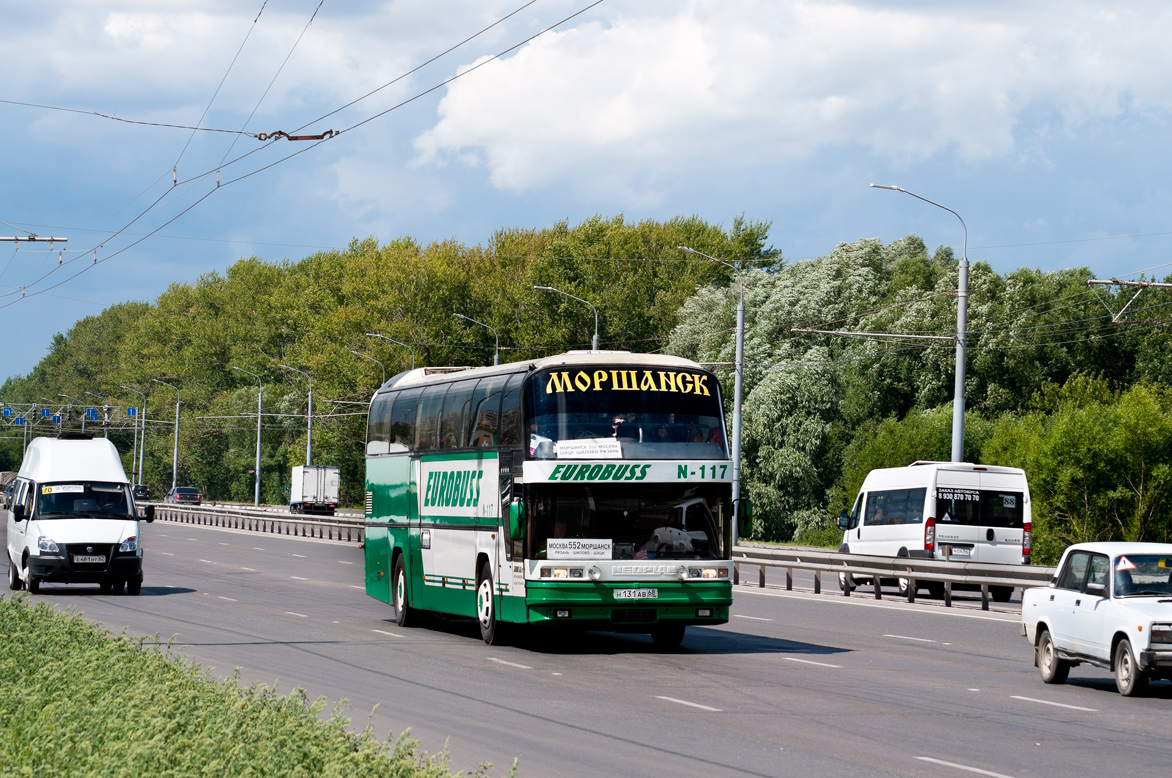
[
  {"x1": 949, "y1": 547, "x2": 971, "y2": 557},
  {"x1": 614, "y1": 588, "x2": 658, "y2": 600},
  {"x1": 73, "y1": 555, "x2": 106, "y2": 564}
]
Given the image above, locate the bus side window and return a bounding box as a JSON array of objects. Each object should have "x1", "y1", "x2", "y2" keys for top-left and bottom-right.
[
  {"x1": 440, "y1": 380, "x2": 475, "y2": 449},
  {"x1": 391, "y1": 388, "x2": 420, "y2": 451},
  {"x1": 498, "y1": 373, "x2": 524, "y2": 446},
  {"x1": 366, "y1": 391, "x2": 393, "y2": 456},
  {"x1": 469, "y1": 375, "x2": 507, "y2": 447},
  {"x1": 415, "y1": 385, "x2": 447, "y2": 451}
]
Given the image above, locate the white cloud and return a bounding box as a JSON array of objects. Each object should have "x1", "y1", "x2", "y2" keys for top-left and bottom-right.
[{"x1": 414, "y1": 0, "x2": 1172, "y2": 196}]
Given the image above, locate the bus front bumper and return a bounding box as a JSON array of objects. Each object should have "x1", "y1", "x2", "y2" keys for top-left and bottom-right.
[{"x1": 523, "y1": 580, "x2": 732, "y2": 628}]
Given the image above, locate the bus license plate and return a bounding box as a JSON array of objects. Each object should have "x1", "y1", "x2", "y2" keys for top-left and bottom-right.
[
  {"x1": 614, "y1": 588, "x2": 658, "y2": 600},
  {"x1": 73, "y1": 555, "x2": 106, "y2": 564}
]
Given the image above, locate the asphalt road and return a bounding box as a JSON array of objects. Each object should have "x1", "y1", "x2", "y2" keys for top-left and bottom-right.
[{"x1": 5, "y1": 519, "x2": 1170, "y2": 778}]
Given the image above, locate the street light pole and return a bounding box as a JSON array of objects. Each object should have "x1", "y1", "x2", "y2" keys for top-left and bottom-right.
[
  {"x1": 152, "y1": 379, "x2": 181, "y2": 492},
  {"x1": 365, "y1": 333, "x2": 415, "y2": 370},
  {"x1": 871, "y1": 184, "x2": 969, "y2": 463},
  {"x1": 232, "y1": 367, "x2": 264, "y2": 506},
  {"x1": 280, "y1": 365, "x2": 313, "y2": 466},
  {"x1": 121, "y1": 385, "x2": 147, "y2": 485},
  {"x1": 679, "y1": 246, "x2": 745, "y2": 546},
  {"x1": 348, "y1": 350, "x2": 386, "y2": 385},
  {"x1": 453, "y1": 313, "x2": 500, "y2": 366},
  {"x1": 533, "y1": 286, "x2": 600, "y2": 351}
]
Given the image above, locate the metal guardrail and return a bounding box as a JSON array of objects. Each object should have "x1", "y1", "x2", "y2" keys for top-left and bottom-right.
[
  {"x1": 145, "y1": 502, "x2": 365, "y2": 544},
  {"x1": 732, "y1": 543, "x2": 1057, "y2": 611}
]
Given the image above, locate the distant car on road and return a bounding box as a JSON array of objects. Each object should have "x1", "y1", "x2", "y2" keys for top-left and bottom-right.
[
  {"x1": 164, "y1": 486, "x2": 201, "y2": 505},
  {"x1": 1022, "y1": 541, "x2": 1172, "y2": 696},
  {"x1": 132, "y1": 484, "x2": 150, "y2": 501}
]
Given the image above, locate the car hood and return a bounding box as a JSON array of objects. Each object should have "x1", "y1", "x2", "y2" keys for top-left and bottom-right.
[
  {"x1": 31, "y1": 518, "x2": 136, "y2": 545},
  {"x1": 1113, "y1": 598, "x2": 1172, "y2": 621}
]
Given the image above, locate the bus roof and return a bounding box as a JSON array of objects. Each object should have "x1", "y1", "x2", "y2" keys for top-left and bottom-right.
[{"x1": 375, "y1": 351, "x2": 709, "y2": 395}]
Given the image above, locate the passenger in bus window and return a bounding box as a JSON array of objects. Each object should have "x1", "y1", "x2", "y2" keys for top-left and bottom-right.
[
  {"x1": 652, "y1": 425, "x2": 672, "y2": 443},
  {"x1": 685, "y1": 427, "x2": 704, "y2": 443},
  {"x1": 611, "y1": 413, "x2": 634, "y2": 439}
]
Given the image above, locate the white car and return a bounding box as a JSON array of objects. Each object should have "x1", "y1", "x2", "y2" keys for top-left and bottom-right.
[{"x1": 1022, "y1": 541, "x2": 1172, "y2": 696}]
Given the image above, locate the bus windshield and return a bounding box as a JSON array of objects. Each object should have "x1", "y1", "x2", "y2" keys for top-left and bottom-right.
[
  {"x1": 36, "y1": 482, "x2": 135, "y2": 519},
  {"x1": 525, "y1": 366, "x2": 727, "y2": 460},
  {"x1": 529, "y1": 483, "x2": 726, "y2": 560}
]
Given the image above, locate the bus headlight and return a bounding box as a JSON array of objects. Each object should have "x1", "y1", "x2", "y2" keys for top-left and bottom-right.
[
  {"x1": 588, "y1": 566, "x2": 602, "y2": 581},
  {"x1": 38, "y1": 536, "x2": 60, "y2": 554},
  {"x1": 119, "y1": 536, "x2": 138, "y2": 554},
  {"x1": 677, "y1": 565, "x2": 688, "y2": 582},
  {"x1": 552, "y1": 568, "x2": 569, "y2": 579}
]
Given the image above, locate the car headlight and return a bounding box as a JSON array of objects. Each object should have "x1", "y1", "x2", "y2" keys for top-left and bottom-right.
[
  {"x1": 119, "y1": 536, "x2": 138, "y2": 554},
  {"x1": 1152, "y1": 623, "x2": 1172, "y2": 644},
  {"x1": 38, "y1": 536, "x2": 60, "y2": 554}
]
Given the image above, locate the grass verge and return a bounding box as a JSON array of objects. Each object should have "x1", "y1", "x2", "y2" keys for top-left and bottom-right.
[{"x1": 0, "y1": 595, "x2": 513, "y2": 777}]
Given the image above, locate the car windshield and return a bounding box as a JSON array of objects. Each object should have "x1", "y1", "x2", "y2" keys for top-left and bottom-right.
[
  {"x1": 1113, "y1": 554, "x2": 1172, "y2": 597},
  {"x1": 36, "y1": 482, "x2": 134, "y2": 519}
]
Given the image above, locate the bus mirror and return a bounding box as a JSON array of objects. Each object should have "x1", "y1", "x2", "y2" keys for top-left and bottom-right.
[
  {"x1": 144, "y1": 505, "x2": 155, "y2": 523},
  {"x1": 736, "y1": 499, "x2": 752, "y2": 538},
  {"x1": 837, "y1": 511, "x2": 850, "y2": 530},
  {"x1": 507, "y1": 500, "x2": 525, "y2": 541}
]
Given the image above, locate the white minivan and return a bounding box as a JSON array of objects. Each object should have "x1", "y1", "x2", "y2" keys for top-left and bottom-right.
[
  {"x1": 836, "y1": 461, "x2": 1031, "y2": 601},
  {"x1": 6, "y1": 435, "x2": 154, "y2": 595}
]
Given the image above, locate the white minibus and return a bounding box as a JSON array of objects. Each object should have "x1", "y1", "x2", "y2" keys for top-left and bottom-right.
[{"x1": 836, "y1": 461, "x2": 1031, "y2": 601}]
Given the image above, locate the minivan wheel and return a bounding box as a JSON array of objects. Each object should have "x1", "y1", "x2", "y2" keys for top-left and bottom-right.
[
  {"x1": 9, "y1": 558, "x2": 24, "y2": 591},
  {"x1": 127, "y1": 577, "x2": 142, "y2": 596},
  {"x1": 991, "y1": 586, "x2": 1013, "y2": 603},
  {"x1": 26, "y1": 570, "x2": 40, "y2": 594}
]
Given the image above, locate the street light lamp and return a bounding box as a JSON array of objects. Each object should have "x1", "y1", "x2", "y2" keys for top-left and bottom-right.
[
  {"x1": 151, "y1": 379, "x2": 181, "y2": 492},
  {"x1": 232, "y1": 367, "x2": 264, "y2": 506},
  {"x1": 871, "y1": 183, "x2": 969, "y2": 463},
  {"x1": 348, "y1": 350, "x2": 386, "y2": 385},
  {"x1": 84, "y1": 391, "x2": 110, "y2": 438},
  {"x1": 59, "y1": 393, "x2": 84, "y2": 432},
  {"x1": 679, "y1": 246, "x2": 746, "y2": 546},
  {"x1": 365, "y1": 333, "x2": 415, "y2": 370},
  {"x1": 280, "y1": 365, "x2": 313, "y2": 466},
  {"x1": 533, "y1": 286, "x2": 600, "y2": 351},
  {"x1": 453, "y1": 313, "x2": 500, "y2": 366},
  {"x1": 121, "y1": 385, "x2": 147, "y2": 485}
]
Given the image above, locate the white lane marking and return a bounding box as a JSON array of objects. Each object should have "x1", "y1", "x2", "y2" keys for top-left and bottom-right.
[
  {"x1": 738, "y1": 586, "x2": 1019, "y2": 623},
  {"x1": 285, "y1": 611, "x2": 308, "y2": 618},
  {"x1": 199, "y1": 559, "x2": 216, "y2": 564},
  {"x1": 552, "y1": 672, "x2": 563, "y2": 676},
  {"x1": 785, "y1": 657, "x2": 841, "y2": 668},
  {"x1": 968, "y1": 688, "x2": 980, "y2": 692},
  {"x1": 1010, "y1": 695, "x2": 1097, "y2": 712},
  {"x1": 656, "y1": 696, "x2": 721, "y2": 712},
  {"x1": 734, "y1": 614, "x2": 773, "y2": 621},
  {"x1": 350, "y1": 585, "x2": 365, "y2": 590},
  {"x1": 884, "y1": 634, "x2": 936, "y2": 643},
  {"x1": 291, "y1": 576, "x2": 308, "y2": 581},
  {"x1": 253, "y1": 547, "x2": 266, "y2": 551},
  {"x1": 219, "y1": 596, "x2": 237, "y2": 602},
  {"x1": 291, "y1": 553, "x2": 306, "y2": 558},
  {"x1": 160, "y1": 552, "x2": 174, "y2": 556},
  {"x1": 218, "y1": 542, "x2": 230, "y2": 546},
  {"x1": 915, "y1": 756, "x2": 1019, "y2": 778},
  {"x1": 337, "y1": 560, "x2": 354, "y2": 565},
  {"x1": 372, "y1": 629, "x2": 402, "y2": 637},
  {"x1": 241, "y1": 567, "x2": 255, "y2": 571},
  {"x1": 489, "y1": 657, "x2": 533, "y2": 670}
]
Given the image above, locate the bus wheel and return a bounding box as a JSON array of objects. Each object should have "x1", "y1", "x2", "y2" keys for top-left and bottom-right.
[
  {"x1": 476, "y1": 562, "x2": 507, "y2": 645},
  {"x1": 651, "y1": 624, "x2": 686, "y2": 650},
  {"x1": 393, "y1": 556, "x2": 414, "y2": 627}
]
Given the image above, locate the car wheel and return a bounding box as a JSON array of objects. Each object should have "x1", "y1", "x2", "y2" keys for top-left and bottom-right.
[
  {"x1": 127, "y1": 577, "x2": 142, "y2": 596},
  {"x1": 991, "y1": 586, "x2": 1013, "y2": 603},
  {"x1": 1038, "y1": 629, "x2": 1069, "y2": 684},
  {"x1": 476, "y1": 562, "x2": 507, "y2": 645},
  {"x1": 651, "y1": 624, "x2": 687, "y2": 650},
  {"x1": 99, "y1": 579, "x2": 112, "y2": 594},
  {"x1": 1114, "y1": 638, "x2": 1148, "y2": 696},
  {"x1": 392, "y1": 556, "x2": 414, "y2": 628},
  {"x1": 8, "y1": 557, "x2": 24, "y2": 591}
]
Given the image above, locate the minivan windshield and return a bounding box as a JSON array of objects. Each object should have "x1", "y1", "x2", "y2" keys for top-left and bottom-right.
[{"x1": 36, "y1": 482, "x2": 134, "y2": 519}]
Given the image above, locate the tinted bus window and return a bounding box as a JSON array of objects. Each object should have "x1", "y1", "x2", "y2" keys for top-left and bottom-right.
[
  {"x1": 440, "y1": 380, "x2": 475, "y2": 449},
  {"x1": 499, "y1": 373, "x2": 524, "y2": 446},
  {"x1": 469, "y1": 375, "x2": 508, "y2": 447},
  {"x1": 390, "y1": 388, "x2": 420, "y2": 451},
  {"x1": 864, "y1": 488, "x2": 926, "y2": 526},
  {"x1": 414, "y1": 385, "x2": 446, "y2": 451},
  {"x1": 936, "y1": 489, "x2": 1023, "y2": 528},
  {"x1": 367, "y1": 392, "x2": 393, "y2": 456}
]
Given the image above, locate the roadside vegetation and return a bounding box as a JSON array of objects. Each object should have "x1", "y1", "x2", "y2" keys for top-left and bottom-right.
[
  {"x1": 0, "y1": 594, "x2": 510, "y2": 777},
  {"x1": 2, "y1": 214, "x2": 1170, "y2": 563}
]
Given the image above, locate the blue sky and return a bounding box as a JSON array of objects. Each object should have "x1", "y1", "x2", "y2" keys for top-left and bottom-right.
[{"x1": 3, "y1": 0, "x2": 1171, "y2": 380}]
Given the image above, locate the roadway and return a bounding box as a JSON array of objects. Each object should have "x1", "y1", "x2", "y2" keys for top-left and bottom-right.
[{"x1": 5, "y1": 520, "x2": 1170, "y2": 778}]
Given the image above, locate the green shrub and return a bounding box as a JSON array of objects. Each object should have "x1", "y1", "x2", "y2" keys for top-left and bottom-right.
[{"x1": 0, "y1": 595, "x2": 513, "y2": 777}]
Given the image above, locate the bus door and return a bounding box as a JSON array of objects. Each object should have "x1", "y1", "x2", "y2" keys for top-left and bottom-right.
[
  {"x1": 934, "y1": 470, "x2": 981, "y2": 560},
  {"x1": 496, "y1": 450, "x2": 525, "y2": 623}
]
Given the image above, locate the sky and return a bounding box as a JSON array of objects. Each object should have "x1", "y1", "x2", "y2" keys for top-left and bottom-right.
[{"x1": 3, "y1": 0, "x2": 1172, "y2": 381}]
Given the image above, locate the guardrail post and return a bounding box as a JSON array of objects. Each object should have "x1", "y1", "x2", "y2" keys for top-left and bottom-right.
[
  {"x1": 873, "y1": 575, "x2": 882, "y2": 600},
  {"x1": 733, "y1": 561, "x2": 740, "y2": 585},
  {"x1": 813, "y1": 570, "x2": 821, "y2": 594},
  {"x1": 906, "y1": 571, "x2": 916, "y2": 603},
  {"x1": 842, "y1": 572, "x2": 850, "y2": 597},
  {"x1": 758, "y1": 565, "x2": 765, "y2": 588},
  {"x1": 980, "y1": 583, "x2": 989, "y2": 611},
  {"x1": 944, "y1": 581, "x2": 952, "y2": 607},
  {"x1": 785, "y1": 567, "x2": 792, "y2": 591}
]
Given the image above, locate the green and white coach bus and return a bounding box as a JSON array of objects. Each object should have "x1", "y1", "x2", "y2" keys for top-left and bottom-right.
[{"x1": 363, "y1": 351, "x2": 739, "y2": 647}]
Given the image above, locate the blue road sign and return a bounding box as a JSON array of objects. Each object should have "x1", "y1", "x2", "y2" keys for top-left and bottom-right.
[
  {"x1": 52, "y1": 415, "x2": 62, "y2": 424},
  {"x1": 127, "y1": 407, "x2": 137, "y2": 417},
  {"x1": 1, "y1": 408, "x2": 10, "y2": 417},
  {"x1": 14, "y1": 417, "x2": 23, "y2": 426},
  {"x1": 41, "y1": 408, "x2": 51, "y2": 418}
]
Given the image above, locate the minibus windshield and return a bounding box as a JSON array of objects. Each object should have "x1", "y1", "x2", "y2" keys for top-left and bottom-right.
[{"x1": 36, "y1": 482, "x2": 134, "y2": 519}]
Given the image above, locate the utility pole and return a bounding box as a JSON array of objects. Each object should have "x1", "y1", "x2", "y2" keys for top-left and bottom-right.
[{"x1": 1088, "y1": 278, "x2": 1172, "y2": 322}]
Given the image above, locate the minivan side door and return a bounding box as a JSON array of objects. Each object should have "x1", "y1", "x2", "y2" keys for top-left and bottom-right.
[{"x1": 7, "y1": 479, "x2": 29, "y2": 567}]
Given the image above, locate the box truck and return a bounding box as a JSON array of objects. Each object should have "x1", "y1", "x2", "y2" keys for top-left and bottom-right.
[{"x1": 290, "y1": 465, "x2": 340, "y2": 515}]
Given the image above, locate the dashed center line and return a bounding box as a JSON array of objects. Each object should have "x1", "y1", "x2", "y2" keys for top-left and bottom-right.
[
  {"x1": 241, "y1": 567, "x2": 255, "y2": 571},
  {"x1": 160, "y1": 552, "x2": 174, "y2": 556},
  {"x1": 199, "y1": 559, "x2": 216, "y2": 565},
  {"x1": 656, "y1": 696, "x2": 721, "y2": 712},
  {"x1": 734, "y1": 614, "x2": 773, "y2": 621},
  {"x1": 1010, "y1": 695, "x2": 1097, "y2": 712},
  {"x1": 372, "y1": 629, "x2": 402, "y2": 637},
  {"x1": 915, "y1": 756, "x2": 1018, "y2": 778},
  {"x1": 489, "y1": 657, "x2": 532, "y2": 669},
  {"x1": 884, "y1": 634, "x2": 936, "y2": 643},
  {"x1": 784, "y1": 657, "x2": 841, "y2": 668},
  {"x1": 291, "y1": 553, "x2": 306, "y2": 558},
  {"x1": 253, "y1": 547, "x2": 266, "y2": 551},
  {"x1": 337, "y1": 560, "x2": 354, "y2": 565},
  {"x1": 291, "y1": 576, "x2": 307, "y2": 581},
  {"x1": 285, "y1": 611, "x2": 308, "y2": 618},
  {"x1": 219, "y1": 596, "x2": 237, "y2": 602},
  {"x1": 350, "y1": 585, "x2": 365, "y2": 590}
]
